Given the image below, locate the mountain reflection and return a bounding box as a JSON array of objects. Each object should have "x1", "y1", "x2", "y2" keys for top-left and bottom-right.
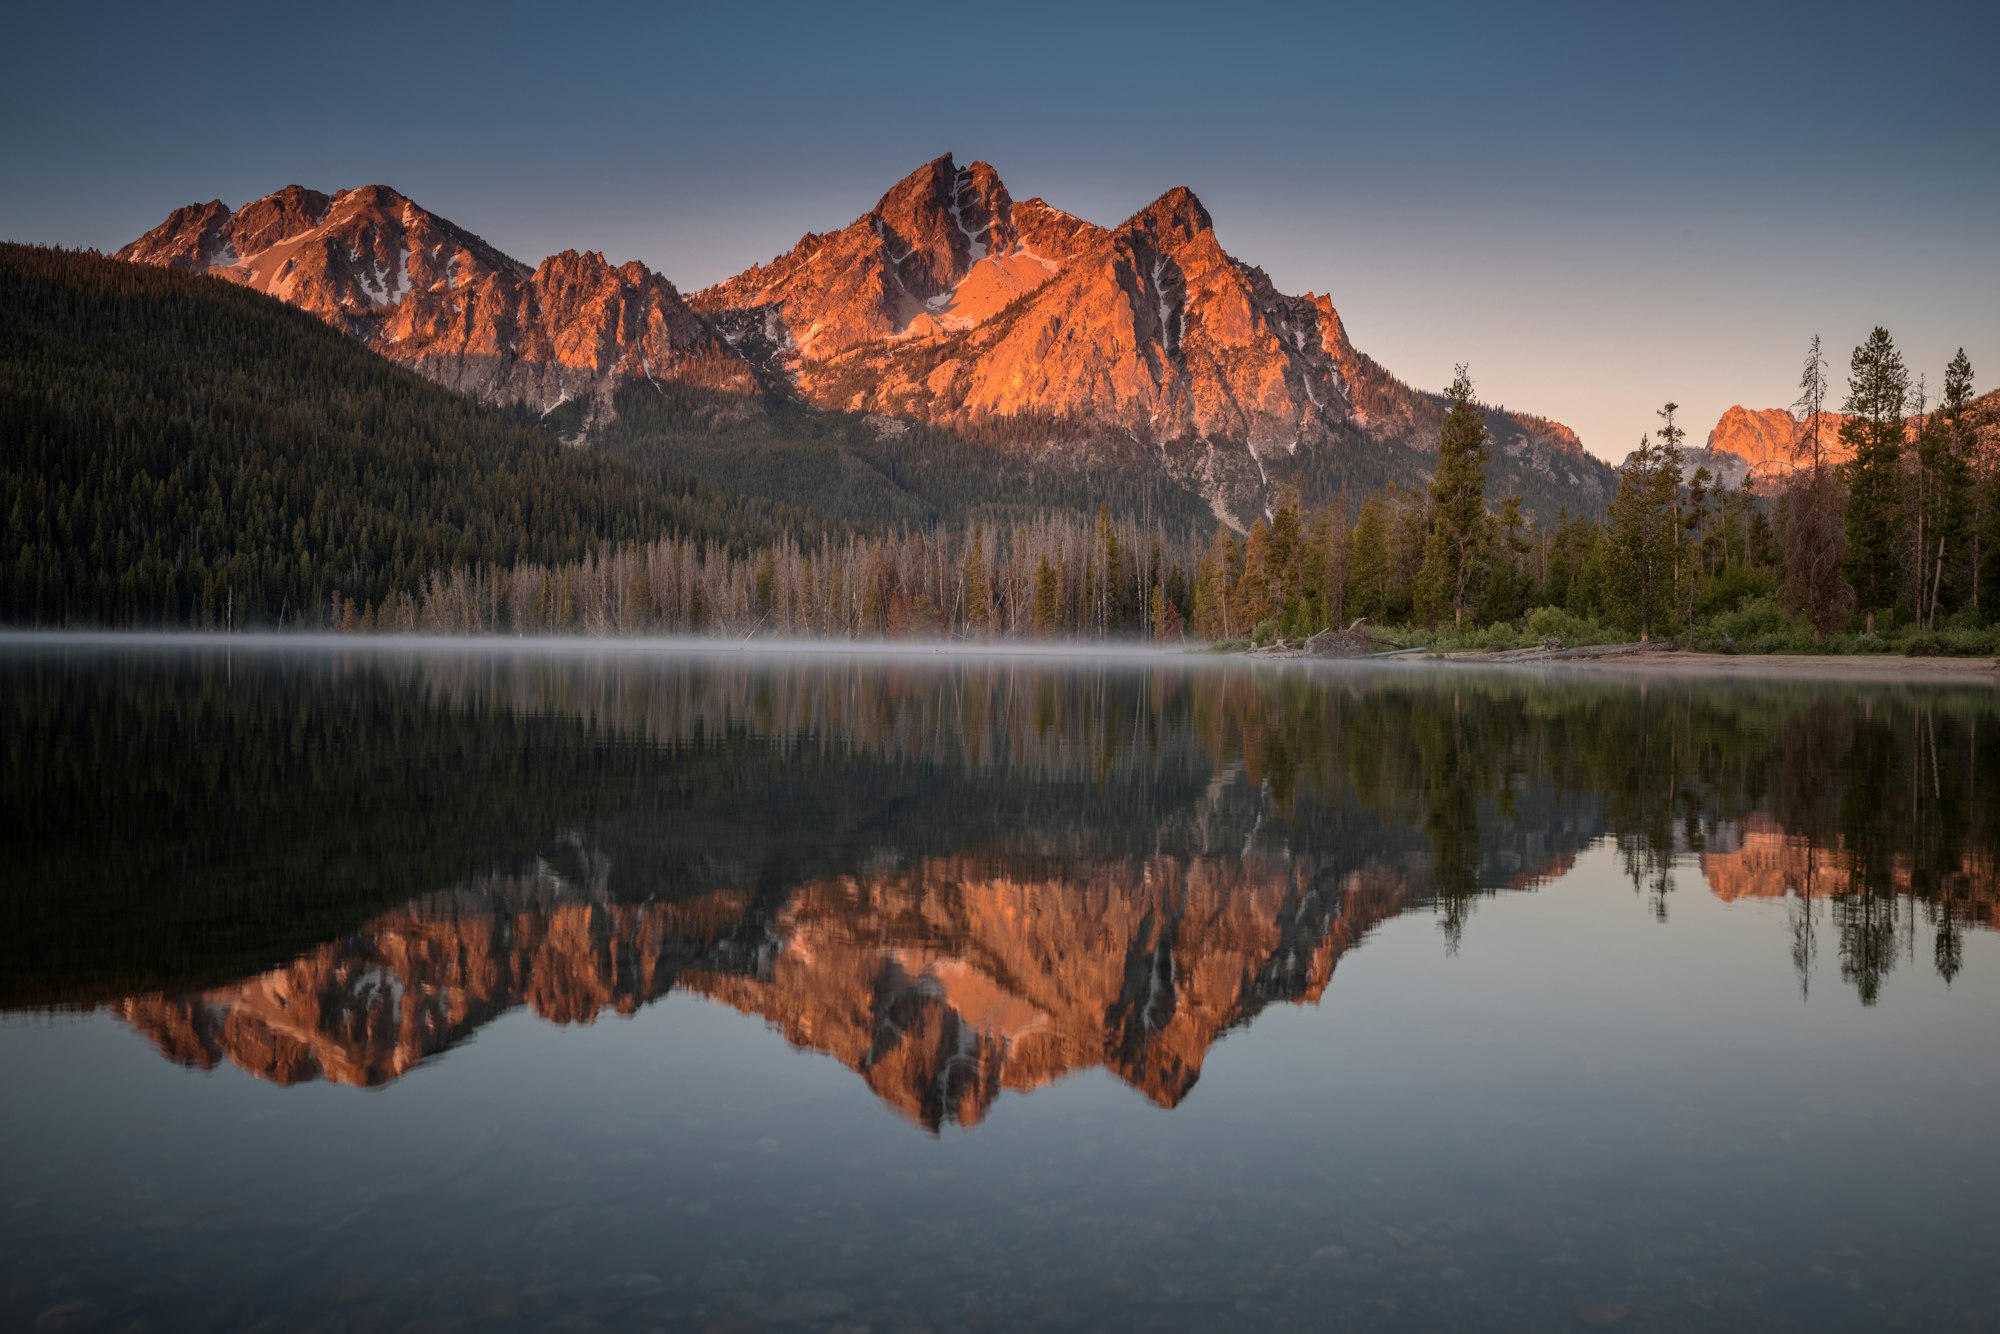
[{"x1": 5, "y1": 645, "x2": 1997, "y2": 1126}]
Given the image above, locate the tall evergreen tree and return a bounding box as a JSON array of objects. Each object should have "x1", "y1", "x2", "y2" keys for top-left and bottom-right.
[
  {"x1": 1345, "y1": 492, "x2": 1392, "y2": 622},
  {"x1": 1681, "y1": 464, "x2": 1711, "y2": 633},
  {"x1": 1237, "y1": 516, "x2": 1277, "y2": 632},
  {"x1": 1479, "y1": 496, "x2": 1532, "y2": 623},
  {"x1": 1841, "y1": 327, "x2": 1909, "y2": 633},
  {"x1": 1414, "y1": 367, "x2": 1490, "y2": 628},
  {"x1": 1604, "y1": 434, "x2": 1679, "y2": 640},
  {"x1": 1979, "y1": 391, "x2": 2000, "y2": 624},
  {"x1": 963, "y1": 522, "x2": 992, "y2": 633},
  {"x1": 1267, "y1": 489, "x2": 1303, "y2": 630},
  {"x1": 1782, "y1": 334, "x2": 1851, "y2": 640},
  {"x1": 1191, "y1": 526, "x2": 1242, "y2": 639},
  {"x1": 1654, "y1": 402, "x2": 1689, "y2": 629},
  {"x1": 1032, "y1": 554, "x2": 1061, "y2": 636},
  {"x1": 1094, "y1": 504, "x2": 1123, "y2": 634},
  {"x1": 1918, "y1": 349, "x2": 1978, "y2": 624}
]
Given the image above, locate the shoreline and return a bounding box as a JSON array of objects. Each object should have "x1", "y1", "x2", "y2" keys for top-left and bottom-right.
[{"x1": 1436, "y1": 646, "x2": 2000, "y2": 684}]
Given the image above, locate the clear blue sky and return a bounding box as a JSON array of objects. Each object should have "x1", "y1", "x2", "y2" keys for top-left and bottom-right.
[{"x1": 5, "y1": 0, "x2": 1994, "y2": 459}]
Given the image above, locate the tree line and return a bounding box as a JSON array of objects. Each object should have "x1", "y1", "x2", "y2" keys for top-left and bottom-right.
[
  {"x1": 1178, "y1": 341, "x2": 1998, "y2": 649},
  {"x1": 380, "y1": 334, "x2": 1996, "y2": 648}
]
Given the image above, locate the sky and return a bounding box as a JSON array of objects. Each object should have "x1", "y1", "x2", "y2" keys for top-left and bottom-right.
[{"x1": 4, "y1": 0, "x2": 1995, "y2": 461}]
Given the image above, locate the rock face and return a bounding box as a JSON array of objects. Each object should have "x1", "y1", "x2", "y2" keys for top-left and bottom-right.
[
  {"x1": 1697, "y1": 406, "x2": 1853, "y2": 484},
  {"x1": 120, "y1": 157, "x2": 1607, "y2": 521},
  {"x1": 115, "y1": 184, "x2": 754, "y2": 423},
  {"x1": 694, "y1": 155, "x2": 1604, "y2": 525},
  {"x1": 1697, "y1": 391, "x2": 1999, "y2": 488}
]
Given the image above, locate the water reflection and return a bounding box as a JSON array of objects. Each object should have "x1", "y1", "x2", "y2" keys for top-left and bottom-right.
[{"x1": 6, "y1": 643, "x2": 1997, "y2": 1130}]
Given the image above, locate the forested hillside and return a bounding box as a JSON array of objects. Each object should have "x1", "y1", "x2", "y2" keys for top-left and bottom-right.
[
  {"x1": 0, "y1": 245, "x2": 811, "y2": 627},
  {"x1": 577, "y1": 382, "x2": 1218, "y2": 530}
]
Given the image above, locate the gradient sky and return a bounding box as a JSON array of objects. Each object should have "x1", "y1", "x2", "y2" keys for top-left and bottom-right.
[{"x1": 5, "y1": 0, "x2": 1994, "y2": 461}]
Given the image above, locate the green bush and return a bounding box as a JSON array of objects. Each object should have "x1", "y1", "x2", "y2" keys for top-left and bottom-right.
[
  {"x1": 1467, "y1": 623, "x2": 1526, "y2": 650},
  {"x1": 1250, "y1": 618, "x2": 1281, "y2": 646},
  {"x1": 1900, "y1": 626, "x2": 2000, "y2": 657},
  {"x1": 1522, "y1": 606, "x2": 1617, "y2": 646},
  {"x1": 1709, "y1": 597, "x2": 1800, "y2": 643},
  {"x1": 1695, "y1": 566, "x2": 1779, "y2": 621}
]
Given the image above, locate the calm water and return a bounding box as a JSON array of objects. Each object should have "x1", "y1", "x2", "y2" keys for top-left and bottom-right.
[{"x1": 4, "y1": 639, "x2": 1998, "y2": 1333}]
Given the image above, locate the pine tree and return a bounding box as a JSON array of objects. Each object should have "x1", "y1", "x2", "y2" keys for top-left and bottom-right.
[
  {"x1": 1267, "y1": 489, "x2": 1302, "y2": 631},
  {"x1": 1978, "y1": 390, "x2": 2000, "y2": 624},
  {"x1": 1345, "y1": 492, "x2": 1392, "y2": 622},
  {"x1": 1191, "y1": 525, "x2": 1242, "y2": 639},
  {"x1": 1782, "y1": 334, "x2": 1851, "y2": 640},
  {"x1": 963, "y1": 522, "x2": 991, "y2": 634},
  {"x1": 1604, "y1": 434, "x2": 1679, "y2": 641},
  {"x1": 1681, "y1": 465, "x2": 1710, "y2": 633},
  {"x1": 1237, "y1": 517, "x2": 1277, "y2": 633},
  {"x1": 1918, "y1": 349, "x2": 1977, "y2": 624},
  {"x1": 1095, "y1": 504, "x2": 1122, "y2": 635},
  {"x1": 1841, "y1": 327, "x2": 1910, "y2": 633},
  {"x1": 1654, "y1": 402, "x2": 1689, "y2": 630},
  {"x1": 1479, "y1": 496, "x2": 1531, "y2": 623},
  {"x1": 1032, "y1": 554, "x2": 1061, "y2": 636},
  {"x1": 1414, "y1": 367, "x2": 1490, "y2": 628}
]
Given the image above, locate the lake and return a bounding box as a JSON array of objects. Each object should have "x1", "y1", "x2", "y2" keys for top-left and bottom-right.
[{"x1": 3, "y1": 638, "x2": 1997, "y2": 1333}]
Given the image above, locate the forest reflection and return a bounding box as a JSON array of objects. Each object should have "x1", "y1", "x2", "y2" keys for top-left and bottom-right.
[{"x1": 4, "y1": 645, "x2": 1994, "y2": 1119}]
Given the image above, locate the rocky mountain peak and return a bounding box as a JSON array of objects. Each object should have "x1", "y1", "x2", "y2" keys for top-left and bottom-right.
[
  {"x1": 865, "y1": 151, "x2": 1018, "y2": 298},
  {"x1": 115, "y1": 184, "x2": 749, "y2": 421},
  {"x1": 1123, "y1": 185, "x2": 1213, "y2": 249},
  {"x1": 228, "y1": 184, "x2": 333, "y2": 254},
  {"x1": 1699, "y1": 404, "x2": 1852, "y2": 483}
]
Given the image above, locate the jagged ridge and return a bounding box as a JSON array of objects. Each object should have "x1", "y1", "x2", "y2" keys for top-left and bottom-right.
[{"x1": 120, "y1": 158, "x2": 1613, "y2": 525}]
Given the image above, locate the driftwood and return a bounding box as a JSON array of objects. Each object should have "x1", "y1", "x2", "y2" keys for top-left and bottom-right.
[
  {"x1": 1241, "y1": 620, "x2": 1651, "y2": 665},
  {"x1": 1243, "y1": 618, "x2": 1407, "y2": 659},
  {"x1": 1304, "y1": 617, "x2": 1403, "y2": 658}
]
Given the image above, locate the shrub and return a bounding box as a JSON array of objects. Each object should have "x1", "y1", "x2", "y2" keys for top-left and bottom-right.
[
  {"x1": 1453, "y1": 623, "x2": 1523, "y2": 651},
  {"x1": 1522, "y1": 606, "x2": 1616, "y2": 646},
  {"x1": 1710, "y1": 597, "x2": 1799, "y2": 643},
  {"x1": 1901, "y1": 626, "x2": 2000, "y2": 657},
  {"x1": 1250, "y1": 617, "x2": 1281, "y2": 646},
  {"x1": 1695, "y1": 566, "x2": 1779, "y2": 621}
]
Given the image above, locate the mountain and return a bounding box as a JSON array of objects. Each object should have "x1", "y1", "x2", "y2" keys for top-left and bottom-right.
[
  {"x1": 116, "y1": 184, "x2": 755, "y2": 428},
  {"x1": 120, "y1": 159, "x2": 1614, "y2": 528},
  {"x1": 694, "y1": 154, "x2": 1608, "y2": 527},
  {"x1": 0, "y1": 244, "x2": 795, "y2": 627},
  {"x1": 1694, "y1": 405, "x2": 1853, "y2": 486},
  {"x1": 1694, "y1": 391, "x2": 1998, "y2": 488}
]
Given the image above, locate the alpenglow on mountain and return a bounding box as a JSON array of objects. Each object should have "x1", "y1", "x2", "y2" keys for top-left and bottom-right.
[{"x1": 119, "y1": 155, "x2": 1612, "y2": 526}]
